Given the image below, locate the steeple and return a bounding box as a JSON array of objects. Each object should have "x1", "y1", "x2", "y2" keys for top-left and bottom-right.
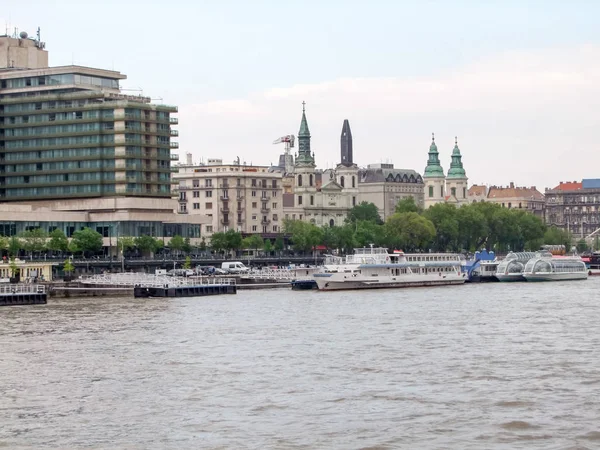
[
  {"x1": 447, "y1": 136, "x2": 467, "y2": 179},
  {"x1": 423, "y1": 132, "x2": 444, "y2": 178},
  {"x1": 295, "y1": 101, "x2": 315, "y2": 167},
  {"x1": 340, "y1": 119, "x2": 353, "y2": 166}
]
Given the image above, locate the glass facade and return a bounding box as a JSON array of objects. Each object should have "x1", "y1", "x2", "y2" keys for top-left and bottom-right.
[{"x1": 0, "y1": 70, "x2": 177, "y2": 201}]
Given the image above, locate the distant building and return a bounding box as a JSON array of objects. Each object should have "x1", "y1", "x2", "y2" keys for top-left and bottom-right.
[
  {"x1": 469, "y1": 182, "x2": 545, "y2": 218},
  {"x1": 468, "y1": 184, "x2": 488, "y2": 203},
  {"x1": 545, "y1": 179, "x2": 600, "y2": 239},
  {"x1": 358, "y1": 163, "x2": 424, "y2": 220},
  {"x1": 172, "y1": 159, "x2": 284, "y2": 238},
  {"x1": 423, "y1": 134, "x2": 469, "y2": 208}
]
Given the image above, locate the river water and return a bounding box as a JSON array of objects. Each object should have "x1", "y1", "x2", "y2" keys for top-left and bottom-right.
[{"x1": 2, "y1": 279, "x2": 600, "y2": 449}]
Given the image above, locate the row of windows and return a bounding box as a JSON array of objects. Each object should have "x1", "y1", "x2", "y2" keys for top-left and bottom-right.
[
  {"x1": 4, "y1": 98, "x2": 108, "y2": 113},
  {"x1": 3, "y1": 122, "x2": 113, "y2": 137},
  {"x1": 3, "y1": 184, "x2": 113, "y2": 197},
  {"x1": 2, "y1": 160, "x2": 115, "y2": 173},
  {"x1": 3, "y1": 172, "x2": 114, "y2": 185},
  {"x1": 124, "y1": 109, "x2": 171, "y2": 120},
  {"x1": 4, "y1": 135, "x2": 115, "y2": 149},
  {"x1": 2, "y1": 147, "x2": 115, "y2": 161},
  {"x1": 2, "y1": 110, "x2": 113, "y2": 125},
  {"x1": 427, "y1": 186, "x2": 467, "y2": 198},
  {"x1": 2, "y1": 74, "x2": 119, "y2": 89},
  {"x1": 0, "y1": 221, "x2": 199, "y2": 239}
]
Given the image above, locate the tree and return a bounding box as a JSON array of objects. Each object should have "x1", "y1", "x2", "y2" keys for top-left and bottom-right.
[
  {"x1": 71, "y1": 227, "x2": 103, "y2": 257},
  {"x1": 346, "y1": 202, "x2": 382, "y2": 225},
  {"x1": 395, "y1": 196, "x2": 422, "y2": 214},
  {"x1": 284, "y1": 219, "x2": 323, "y2": 253},
  {"x1": 243, "y1": 234, "x2": 263, "y2": 254},
  {"x1": 183, "y1": 237, "x2": 192, "y2": 254},
  {"x1": 384, "y1": 212, "x2": 436, "y2": 252},
  {"x1": 135, "y1": 235, "x2": 160, "y2": 255},
  {"x1": 423, "y1": 204, "x2": 459, "y2": 251},
  {"x1": 199, "y1": 238, "x2": 207, "y2": 251},
  {"x1": 9, "y1": 256, "x2": 18, "y2": 278},
  {"x1": 183, "y1": 255, "x2": 192, "y2": 269},
  {"x1": 8, "y1": 236, "x2": 22, "y2": 257},
  {"x1": 455, "y1": 205, "x2": 487, "y2": 252},
  {"x1": 47, "y1": 229, "x2": 69, "y2": 254},
  {"x1": 224, "y1": 229, "x2": 243, "y2": 253},
  {"x1": 209, "y1": 232, "x2": 227, "y2": 254},
  {"x1": 63, "y1": 259, "x2": 75, "y2": 278},
  {"x1": 20, "y1": 228, "x2": 47, "y2": 258},
  {"x1": 576, "y1": 238, "x2": 588, "y2": 253},
  {"x1": 543, "y1": 226, "x2": 572, "y2": 250},
  {"x1": 117, "y1": 236, "x2": 136, "y2": 254},
  {"x1": 263, "y1": 239, "x2": 273, "y2": 255},
  {"x1": 169, "y1": 235, "x2": 185, "y2": 256},
  {"x1": 353, "y1": 220, "x2": 385, "y2": 248},
  {"x1": 274, "y1": 236, "x2": 285, "y2": 255},
  {"x1": 0, "y1": 236, "x2": 8, "y2": 252}
]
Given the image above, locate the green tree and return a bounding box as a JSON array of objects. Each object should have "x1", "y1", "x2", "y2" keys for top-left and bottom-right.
[
  {"x1": 0, "y1": 236, "x2": 8, "y2": 252},
  {"x1": 71, "y1": 227, "x2": 103, "y2": 257},
  {"x1": 423, "y1": 203, "x2": 459, "y2": 251},
  {"x1": 263, "y1": 238, "x2": 273, "y2": 255},
  {"x1": 284, "y1": 219, "x2": 324, "y2": 253},
  {"x1": 515, "y1": 211, "x2": 546, "y2": 251},
  {"x1": 9, "y1": 256, "x2": 18, "y2": 278},
  {"x1": 63, "y1": 258, "x2": 75, "y2": 275},
  {"x1": 183, "y1": 237, "x2": 192, "y2": 254},
  {"x1": 8, "y1": 236, "x2": 22, "y2": 257},
  {"x1": 244, "y1": 234, "x2": 263, "y2": 254},
  {"x1": 169, "y1": 235, "x2": 185, "y2": 256},
  {"x1": 118, "y1": 236, "x2": 136, "y2": 253},
  {"x1": 20, "y1": 228, "x2": 47, "y2": 258},
  {"x1": 274, "y1": 236, "x2": 285, "y2": 255},
  {"x1": 395, "y1": 196, "x2": 422, "y2": 214},
  {"x1": 47, "y1": 229, "x2": 69, "y2": 254},
  {"x1": 224, "y1": 229, "x2": 243, "y2": 253},
  {"x1": 209, "y1": 232, "x2": 227, "y2": 254},
  {"x1": 346, "y1": 202, "x2": 383, "y2": 225},
  {"x1": 576, "y1": 238, "x2": 588, "y2": 253},
  {"x1": 543, "y1": 226, "x2": 572, "y2": 250},
  {"x1": 455, "y1": 205, "x2": 487, "y2": 252},
  {"x1": 135, "y1": 235, "x2": 160, "y2": 255},
  {"x1": 353, "y1": 220, "x2": 385, "y2": 248},
  {"x1": 199, "y1": 238, "x2": 207, "y2": 251},
  {"x1": 183, "y1": 255, "x2": 192, "y2": 269},
  {"x1": 384, "y1": 212, "x2": 436, "y2": 252}
]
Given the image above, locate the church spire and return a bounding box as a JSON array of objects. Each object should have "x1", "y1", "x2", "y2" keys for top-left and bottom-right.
[
  {"x1": 423, "y1": 132, "x2": 444, "y2": 178},
  {"x1": 295, "y1": 101, "x2": 315, "y2": 167},
  {"x1": 340, "y1": 119, "x2": 353, "y2": 166},
  {"x1": 447, "y1": 136, "x2": 467, "y2": 178}
]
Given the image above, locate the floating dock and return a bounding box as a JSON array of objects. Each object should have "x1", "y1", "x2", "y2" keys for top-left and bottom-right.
[
  {"x1": 134, "y1": 282, "x2": 236, "y2": 298},
  {"x1": 0, "y1": 284, "x2": 47, "y2": 306}
]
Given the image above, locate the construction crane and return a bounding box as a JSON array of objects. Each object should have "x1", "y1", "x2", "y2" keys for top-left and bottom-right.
[
  {"x1": 272, "y1": 135, "x2": 295, "y2": 151},
  {"x1": 272, "y1": 135, "x2": 295, "y2": 174}
]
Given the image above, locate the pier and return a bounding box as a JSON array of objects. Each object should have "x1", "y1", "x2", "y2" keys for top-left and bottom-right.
[{"x1": 0, "y1": 284, "x2": 47, "y2": 306}]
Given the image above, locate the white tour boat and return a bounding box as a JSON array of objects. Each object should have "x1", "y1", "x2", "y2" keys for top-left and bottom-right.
[
  {"x1": 313, "y1": 247, "x2": 466, "y2": 291},
  {"x1": 495, "y1": 251, "x2": 550, "y2": 282},
  {"x1": 522, "y1": 256, "x2": 588, "y2": 282}
]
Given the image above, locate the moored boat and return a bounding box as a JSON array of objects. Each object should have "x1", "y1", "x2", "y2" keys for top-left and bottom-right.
[
  {"x1": 522, "y1": 256, "x2": 588, "y2": 281},
  {"x1": 495, "y1": 251, "x2": 549, "y2": 282},
  {"x1": 313, "y1": 246, "x2": 466, "y2": 291}
]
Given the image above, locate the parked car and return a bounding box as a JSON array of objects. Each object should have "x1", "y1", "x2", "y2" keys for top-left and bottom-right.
[{"x1": 221, "y1": 261, "x2": 249, "y2": 274}]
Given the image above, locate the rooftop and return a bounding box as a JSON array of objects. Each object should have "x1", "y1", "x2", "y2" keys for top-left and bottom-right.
[
  {"x1": 551, "y1": 181, "x2": 582, "y2": 191},
  {"x1": 487, "y1": 183, "x2": 544, "y2": 200}
]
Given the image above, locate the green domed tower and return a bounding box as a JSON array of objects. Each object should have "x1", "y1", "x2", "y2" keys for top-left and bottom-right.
[
  {"x1": 446, "y1": 136, "x2": 469, "y2": 203},
  {"x1": 424, "y1": 133, "x2": 446, "y2": 208},
  {"x1": 295, "y1": 101, "x2": 315, "y2": 168}
]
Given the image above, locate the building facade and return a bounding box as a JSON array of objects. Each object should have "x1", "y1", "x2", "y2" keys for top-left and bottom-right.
[
  {"x1": 545, "y1": 179, "x2": 600, "y2": 239},
  {"x1": 358, "y1": 163, "x2": 424, "y2": 220},
  {"x1": 423, "y1": 134, "x2": 469, "y2": 208},
  {"x1": 173, "y1": 159, "x2": 284, "y2": 238},
  {"x1": 485, "y1": 182, "x2": 545, "y2": 218},
  {"x1": 281, "y1": 106, "x2": 359, "y2": 227}
]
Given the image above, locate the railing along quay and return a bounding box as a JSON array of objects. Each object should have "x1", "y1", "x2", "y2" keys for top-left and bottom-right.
[{"x1": 0, "y1": 284, "x2": 47, "y2": 306}]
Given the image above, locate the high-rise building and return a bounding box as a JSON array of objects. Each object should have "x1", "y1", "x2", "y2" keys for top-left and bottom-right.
[{"x1": 0, "y1": 32, "x2": 178, "y2": 202}]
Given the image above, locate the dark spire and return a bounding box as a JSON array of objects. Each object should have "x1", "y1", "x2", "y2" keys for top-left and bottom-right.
[{"x1": 340, "y1": 119, "x2": 353, "y2": 166}]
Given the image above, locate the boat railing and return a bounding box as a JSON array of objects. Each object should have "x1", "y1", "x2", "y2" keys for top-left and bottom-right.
[
  {"x1": 0, "y1": 284, "x2": 46, "y2": 295},
  {"x1": 79, "y1": 273, "x2": 236, "y2": 288},
  {"x1": 243, "y1": 269, "x2": 295, "y2": 280}
]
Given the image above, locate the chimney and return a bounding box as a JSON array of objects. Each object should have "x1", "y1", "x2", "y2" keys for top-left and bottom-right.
[
  {"x1": 186, "y1": 152, "x2": 193, "y2": 165},
  {"x1": 560, "y1": 181, "x2": 563, "y2": 185},
  {"x1": 532, "y1": 186, "x2": 536, "y2": 191},
  {"x1": 510, "y1": 181, "x2": 514, "y2": 189}
]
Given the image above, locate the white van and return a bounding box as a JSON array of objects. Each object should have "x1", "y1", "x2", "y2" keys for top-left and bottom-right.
[{"x1": 221, "y1": 261, "x2": 249, "y2": 274}]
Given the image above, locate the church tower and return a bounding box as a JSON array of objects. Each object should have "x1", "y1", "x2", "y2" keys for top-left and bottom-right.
[
  {"x1": 293, "y1": 102, "x2": 317, "y2": 212},
  {"x1": 446, "y1": 136, "x2": 468, "y2": 203},
  {"x1": 340, "y1": 119, "x2": 353, "y2": 166},
  {"x1": 295, "y1": 101, "x2": 315, "y2": 168},
  {"x1": 423, "y1": 133, "x2": 446, "y2": 209}
]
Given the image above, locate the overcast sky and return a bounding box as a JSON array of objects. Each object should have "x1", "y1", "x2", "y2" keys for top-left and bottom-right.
[{"x1": 5, "y1": 1, "x2": 599, "y2": 190}]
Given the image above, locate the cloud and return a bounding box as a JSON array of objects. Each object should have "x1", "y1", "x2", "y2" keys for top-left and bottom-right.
[{"x1": 178, "y1": 45, "x2": 600, "y2": 189}]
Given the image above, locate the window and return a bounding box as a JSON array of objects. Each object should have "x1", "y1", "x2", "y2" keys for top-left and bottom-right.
[
  {"x1": 252, "y1": 179, "x2": 257, "y2": 187},
  {"x1": 262, "y1": 202, "x2": 268, "y2": 210},
  {"x1": 429, "y1": 186, "x2": 433, "y2": 198},
  {"x1": 252, "y1": 225, "x2": 257, "y2": 232},
  {"x1": 193, "y1": 191, "x2": 200, "y2": 198},
  {"x1": 263, "y1": 226, "x2": 268, "y2": 233},
  {"x1": 193, "y1": 180, "x2": 200, "y2": 187},
  {"x1": 237, "y1": 178, "x2": 241, "y2": 186},
  {"x1": 298, "y1": 195, "x2": 303, "y2": 205},
  {"x1": 205, "y1": 179, "x2": 212, "y2": 187},
  {"x1": 451, "y1": 187, "x2": 456, "y2": 197},
  {"x1": 273, "y1": 225, "x2": 278, "y2": 232},
  {"x1": 352, "y1": 176, "x2": 356, "y2": 188},
  {"x1": 310, "y1": 195, "x2": 314, "y2": 205},
  {"x1": 440, "y1": 186, "x2": 444, "y2": 197},
  {"x1": 206, "y1": 226, "x2": 213, "y2": 232},
  {"x1": 273, "y1": 214, "x2": 278, "y2": 221},
  {"x1": 272, "y1": 202, "x2": 277, "y2": 209},
  {"x1": 252, "y1": 215, "x2": 257, "y2": 220},
  {"x1": 193, "y1": 203, "x2": 200, "y2": 209},
  {"x1": 340, "y1": 176, "x2": 345, "y2": 187},
  {"x1": 252, "y1": 190, "x2": 256, "y2": 197},
  {"x1": 272, "y1": 191, "x2": 277, "y2": 197},
  {"x1": 237, "y1": 201, "x2": 242, "y2": 209},
  {"x1": 299, "y1": 215, "x2": 303, "y2": 220},
  {"x1": 309, "y1": 174, "x2": 313, "y2": 186},
  {"x1": 252, "y1": 202, "x2": 257, "y2": 208},
  {"x1": 205, "y1": 202, "x2": 213, "y2": 209},
  {"x1": 463, "y1": 187, "x2": 466, "y2": 198},
  {"x1": 206, "y1": 191, "x2": 212, "y2": 198},
  {"x1": 352, "y1": 196, "x2": 356, "y2": 206},
  {"x1": 272, "y1": 180, "x2": 277, "y2": 188},
  {"x1": 298, "y1": 175, "x2": 303, "y2": 187}
]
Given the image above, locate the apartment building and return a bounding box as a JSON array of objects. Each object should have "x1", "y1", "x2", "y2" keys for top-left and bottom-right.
[{"x1": 545, "y1": 179, "x2": 600, "y2": 239}]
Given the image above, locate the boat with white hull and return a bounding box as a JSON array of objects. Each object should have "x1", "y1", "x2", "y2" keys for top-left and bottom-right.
[
  {"x1": 313, "y1": 247, "x2": 466, "y2": 291},
  {"x1": 523, "y1": 256, "x2": 588, "y2": 282},
  {"x1": 495, "y1": 251, "x2": 550, "y2": 282}
]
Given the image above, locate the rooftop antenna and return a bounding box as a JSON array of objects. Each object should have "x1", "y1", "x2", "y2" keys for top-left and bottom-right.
[{"x1": 37, "y1": 26, "x2": 40, "y2": 43}]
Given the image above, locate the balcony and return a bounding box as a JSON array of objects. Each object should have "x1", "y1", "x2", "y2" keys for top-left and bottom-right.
[
  {"x1": 236, "y1": 194, "x2": 244, "y2": 200},
  {"x1": 261, "y1": 219, "x2": 271, "y2": 225},
  {"x1": 221, "y1": 219, "x2": 229, "y2": 225},
  {"x1": 222, "y1": 207, "x2": 230, "y2": 213},
  {"x1": 260, "y1": 195, "x2": 271, "y2": 201},
  {"x1": 170, "y1": 142, "x2": 179, "y2": 149},
  {"x1": 219, "y1": 183, "x2": 230, "y2": 189},
  {"x1": 170, "y1": 129, "x2": 179, "y2": 137},
  {"x1": 170, "y1": 167, "x2": 179, "y2": 173},
  {"x1": 260, "y1": 208, "x2": 270, "y2": 214},
  {"x1": 170, "y1": 153, "x2": 179, "y2": 161},
  {"x1": 220, "y1": 195, "x2": 230, "y2": 201},
  {"x1": 169, "y1": 117, "x2": 179, "y2": 124}
]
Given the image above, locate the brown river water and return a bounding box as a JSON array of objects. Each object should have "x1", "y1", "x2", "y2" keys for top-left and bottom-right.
[{"x1": 1, "y1": 279, "x2": 600, "y2": 449}]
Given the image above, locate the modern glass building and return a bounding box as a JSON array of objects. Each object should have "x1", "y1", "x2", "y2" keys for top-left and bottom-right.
[{"x1": 0, "y1": 36, "x2": 178, "y2": 201}]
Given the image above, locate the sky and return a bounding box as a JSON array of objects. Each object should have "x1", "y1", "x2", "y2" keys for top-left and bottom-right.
[{"x1": 4, "y1": 0, "x2": 600, "y2": 190}]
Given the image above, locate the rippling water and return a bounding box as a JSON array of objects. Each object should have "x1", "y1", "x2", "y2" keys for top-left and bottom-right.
[{"x1": 2, "y1": 279, "x2": 600, "y2": 449}]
